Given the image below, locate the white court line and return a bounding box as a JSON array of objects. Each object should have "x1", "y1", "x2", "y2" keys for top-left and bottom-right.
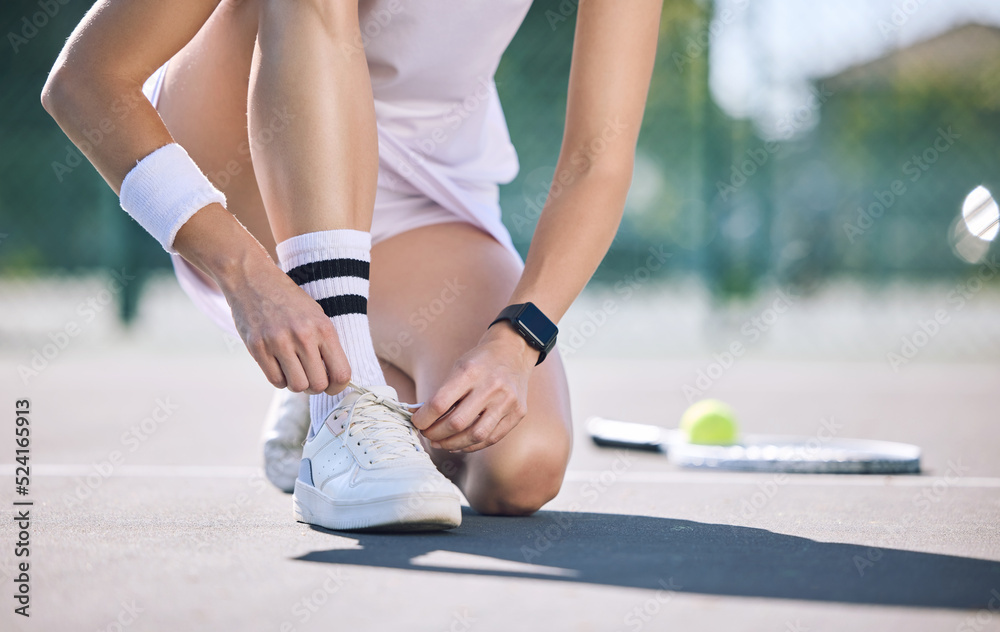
[
  {"x1": 0, "y1": 464, "x2": 261, "y2": 478},
  {"x1": 1, "y1": 464, "x2": 999, "y2": 488},
  {"x1": 563, "y1": 470, "x2": 1000, "y2": 487}
]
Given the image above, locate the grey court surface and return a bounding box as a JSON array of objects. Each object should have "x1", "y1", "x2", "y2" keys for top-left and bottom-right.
[{"x1": 1, "y1": 290, "x2": 999, "y2": 631}]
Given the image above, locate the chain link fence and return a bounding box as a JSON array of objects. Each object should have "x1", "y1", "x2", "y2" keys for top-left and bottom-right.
[{"x1": 1, "y1": 0, "x2": 998, "y2": 327}]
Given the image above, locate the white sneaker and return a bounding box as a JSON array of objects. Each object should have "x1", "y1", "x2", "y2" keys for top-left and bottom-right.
[
  {"x1": 293, "y1": 382, "x2": 463, "y2": 532},
  {"x1": 261, "y1": 388, "x2": 311, "y2": 493}
]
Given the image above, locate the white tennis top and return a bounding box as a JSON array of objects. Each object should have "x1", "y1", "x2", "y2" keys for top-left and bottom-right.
[{"x1": 363, "y1": 0, "x2": 533, "y2": 253}]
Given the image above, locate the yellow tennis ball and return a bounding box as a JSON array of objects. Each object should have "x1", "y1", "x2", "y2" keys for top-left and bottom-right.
[{"x1": 680, "y1": 400, "x2": 739, "y2": 445}]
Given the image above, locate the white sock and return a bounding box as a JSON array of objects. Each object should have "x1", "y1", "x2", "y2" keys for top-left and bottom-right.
[{"x1": 275, "y1": 229, "x2": 386, "y2": 437}]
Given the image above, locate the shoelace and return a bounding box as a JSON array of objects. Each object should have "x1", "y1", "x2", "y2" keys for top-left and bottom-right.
[{"x1": 338, "y1": 381, "x2": 424, "y2": 465}]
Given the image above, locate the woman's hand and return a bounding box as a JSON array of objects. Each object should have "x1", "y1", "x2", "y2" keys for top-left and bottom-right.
[
  {"x1": 174, "y1": 203, "x2": 352, "y2": 397},
  {"x1": 223, "y1": 258, "x2": 352, "y2": 396},
  {"x1": 411, "y1": 324, "x2": 538, "y2": 453}
]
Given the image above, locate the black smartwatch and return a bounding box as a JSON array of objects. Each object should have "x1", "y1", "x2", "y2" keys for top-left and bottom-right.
[{"x1": 489, "y1": 302, "x2": 558, "y2": 365}]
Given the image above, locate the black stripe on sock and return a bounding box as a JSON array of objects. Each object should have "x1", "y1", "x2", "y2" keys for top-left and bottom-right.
[
  {"x1": 286, "y1": 258, "x2": 370, "y2": 285},
  {"x1": 316, "y1": 294, "x2": 368, "y2": 318}
]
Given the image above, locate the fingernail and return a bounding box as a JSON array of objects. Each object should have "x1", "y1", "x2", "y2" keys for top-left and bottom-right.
[{"x1": 431, "y1": 441, "x2": 441, "y2": 450}]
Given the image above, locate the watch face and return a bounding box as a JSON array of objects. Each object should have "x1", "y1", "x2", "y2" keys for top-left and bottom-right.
[{"x1": 517, "y1": 303, "x2": 558, "y2": 348}]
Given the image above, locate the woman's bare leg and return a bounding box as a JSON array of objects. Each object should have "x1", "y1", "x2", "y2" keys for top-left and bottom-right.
[
  {"x1": 160, "y1": 0, "x2": 384, "y2": 402},
  {"x1": 158, "y1": 0, "x2": 379, "y2": 250},
  {"x1": 370, "y1": 222, "x2": 573, "y2": 515},
  {"x1": 156, "y1": 0, "x2": 275, "y2": 257},
  {"x1": 250, "y1": 0, "x2": 378, "y2": 240}
]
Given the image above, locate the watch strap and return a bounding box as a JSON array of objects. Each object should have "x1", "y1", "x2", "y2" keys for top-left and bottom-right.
[{"x1": 489, "y1": 303, "x2": 556, "y2": 365}]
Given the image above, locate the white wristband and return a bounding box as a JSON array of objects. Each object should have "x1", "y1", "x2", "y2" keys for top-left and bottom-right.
[{"x1": 119, "y1": 143, "x2": 226, "y2": 253}]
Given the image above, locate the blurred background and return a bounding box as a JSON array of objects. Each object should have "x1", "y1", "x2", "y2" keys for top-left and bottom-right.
[
  {"x1": 2, "y1": 0, "x2": 999, "y2": 365},
  {"x1": 4, "y1": 5, "x2": 999, "y2": 629}
]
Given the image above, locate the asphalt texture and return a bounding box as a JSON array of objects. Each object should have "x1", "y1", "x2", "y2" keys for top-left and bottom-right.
[{"x1": 1, "y1": 284, "x2": 999, "y2": 631}]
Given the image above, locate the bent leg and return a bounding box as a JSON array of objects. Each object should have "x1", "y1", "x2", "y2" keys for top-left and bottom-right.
[
  {"x1": 370, "y1": 222, "x2": 573, "y2": 516},
  {"x1": 158, "y1": 0, "x2": 386, "y2": 411},
  {"x1": 250, "y1": 0, "x2": 378, "y2": 240},
  {"x1": 154, "y1": 5, "x2": 569, "y2": 515},
  {"x1": 157, "y1": 0, "x2": 381, "y2": 249},
  {"x1": 156, "y1": 0, "x2": 277, "y2": 259}
]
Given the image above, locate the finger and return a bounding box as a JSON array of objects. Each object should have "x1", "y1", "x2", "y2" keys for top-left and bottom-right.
[
  {"x1": 319, "y1": 333, "x2": 351, "y2": 396},
  {"x1": 421, "y1": 387, "x2": 493, "y2": 443},
  {"x1": 252, "y1": 349, "x2": 287, "y2": 389},
  {"x1": 434, "y1": 405, "x2": 507, "y2": 452},
  {"x1": 458, "y1": 394, "x2": 527, "y2": 452},
  {"x1": 458, "y1": 415, "x2": 515, "y2": 453},
  {"x1": 274, "y1": 345, "x2": 311, "y2": 393},
  {"x1": 411, "y1": 371, "x2": 472, "y2": 430},
  {"x1": 295, "y1": 345, "x2": 330, "y2": 395}
]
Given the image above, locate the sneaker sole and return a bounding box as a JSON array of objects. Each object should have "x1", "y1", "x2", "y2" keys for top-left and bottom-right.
[{"x1": 293, "y1": 479, "x2": 462, "y2": 532}]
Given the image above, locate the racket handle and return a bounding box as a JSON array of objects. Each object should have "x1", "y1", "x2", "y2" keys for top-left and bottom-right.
[{"x1": 587, "y1": 417, "x2": 666, "y2": 453}]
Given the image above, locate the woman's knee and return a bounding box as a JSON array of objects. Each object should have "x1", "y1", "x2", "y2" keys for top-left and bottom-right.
[{"x1": 464, "y1": 429, "x2": 572, "y2": 517}]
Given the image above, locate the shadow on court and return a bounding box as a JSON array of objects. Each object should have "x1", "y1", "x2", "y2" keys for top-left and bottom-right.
[{"x1": 296, "y1": 508, "x2": 1000, "y2": 609}]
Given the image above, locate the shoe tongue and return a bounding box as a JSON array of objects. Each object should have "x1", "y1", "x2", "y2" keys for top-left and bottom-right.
[
  {"x1": 324, "y1": 384, "x2": 404, "y2": 436},
  {"x1": 362, "y1": 384, "x2": 399, "y2": 402}
]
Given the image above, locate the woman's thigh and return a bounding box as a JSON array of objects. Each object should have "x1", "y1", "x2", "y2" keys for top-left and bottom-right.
[
  {"x1": 154, "y1": 0, "x2": 278, "y2": 260},
  {"x1": 370, "y1": 221, "x2": 573, "y2": 515}
]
